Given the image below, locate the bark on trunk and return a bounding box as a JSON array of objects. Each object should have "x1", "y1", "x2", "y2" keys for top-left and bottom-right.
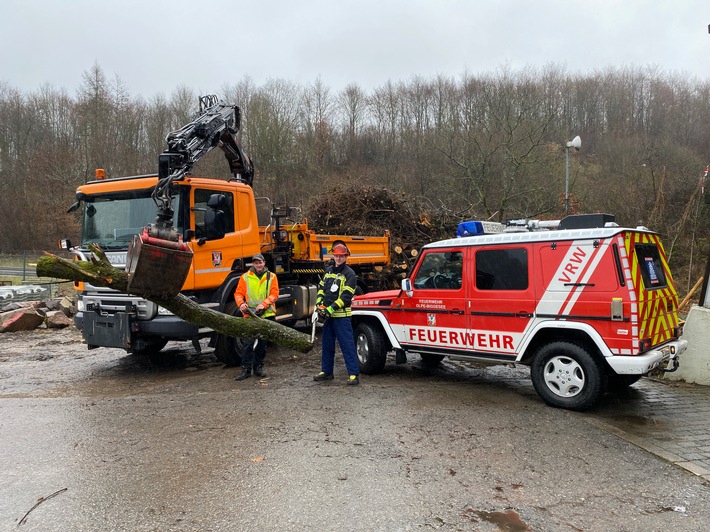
[{"x1": 36, "y1": 248, "x2": 314, "y2": 354}]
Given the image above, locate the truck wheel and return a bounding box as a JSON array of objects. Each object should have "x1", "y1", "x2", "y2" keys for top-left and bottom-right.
[
  {"x1": 214, "y1": 301, "x2": 246, "y2": 367},
  {"x1": 420, "y1": 354, "x2": 445, "y2": 367},
  {"x1": 355, "y1": 322, "x2": 387, "y2": 374},
  {"x1": 607, "y1": 373, "x2": 642, "y2": 392},
  {"x1": 531, "y1": 342, "x2": 606, "y2": 411}
]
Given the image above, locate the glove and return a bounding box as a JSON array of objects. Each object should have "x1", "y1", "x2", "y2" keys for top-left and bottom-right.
[{"x1": 317, "y1": 305, "x2": 328, "y2": 323}]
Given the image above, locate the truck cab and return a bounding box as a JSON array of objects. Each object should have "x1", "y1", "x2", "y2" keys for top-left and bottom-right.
[{"x1": 71, "y1": 174, "x2": 264, "y2": 356}]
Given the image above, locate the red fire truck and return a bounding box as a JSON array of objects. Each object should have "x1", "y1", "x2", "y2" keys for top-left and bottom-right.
[{"x1": 351, "y1": 214, "x2": 687, "y2": 411}]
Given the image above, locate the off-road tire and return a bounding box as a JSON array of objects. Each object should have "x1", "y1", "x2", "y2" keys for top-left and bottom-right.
[
  {"x1": 355, "y1": 322, "x2": 388, "y2": 374},
  {"x1": 531, "y1": 341, "x2": 606, "y2": 411}
]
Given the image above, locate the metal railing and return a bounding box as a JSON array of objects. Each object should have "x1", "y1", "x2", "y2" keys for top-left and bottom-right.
[{"x1": 0, "y1": 252, "x2": 75, "y2": 302}]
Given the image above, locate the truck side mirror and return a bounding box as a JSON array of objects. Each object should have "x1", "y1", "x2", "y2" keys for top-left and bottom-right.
[{"x1": 401, "y1": 278, "x2": 413, "y2": 296}]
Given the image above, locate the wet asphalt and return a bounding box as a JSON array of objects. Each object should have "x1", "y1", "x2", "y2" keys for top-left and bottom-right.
[{"x1": 1, "y1": 327, "x2": 709, "y2": 531}]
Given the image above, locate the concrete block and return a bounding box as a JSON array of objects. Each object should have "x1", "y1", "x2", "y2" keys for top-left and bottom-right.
[{"x1": 665, "y1": 305, "x2": 710, "y2": 386}]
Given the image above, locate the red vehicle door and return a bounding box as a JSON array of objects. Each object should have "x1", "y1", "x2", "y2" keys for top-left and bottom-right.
[
  {"x1": 397, "y1": 247, "x2": 469, "y2": 356},
  {"x1": 466, "y1": 244, "x2": 535, "y2": 360}
]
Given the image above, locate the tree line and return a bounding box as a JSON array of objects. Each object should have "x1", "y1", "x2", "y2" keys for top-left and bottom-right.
[{"x1": 1, "y1": 63, "x2": 709, "y2": 294}]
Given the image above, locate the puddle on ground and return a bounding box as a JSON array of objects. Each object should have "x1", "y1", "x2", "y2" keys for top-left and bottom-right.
[
  {"x1": 464, "y1": 508, "x2": 530, "y2": 531},
  {"x1": 608, "y1": 414, "x2": 659, "y2": 426},
  {"x1": 47, "y1": 368, "x2": 209, "y2": 398},
  {"x1": 604, "y1": 413, "x2": 669, "y2": 438}
]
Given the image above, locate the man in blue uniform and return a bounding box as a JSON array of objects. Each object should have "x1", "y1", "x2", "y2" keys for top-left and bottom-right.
[{"x1": 313, "y1": 243, "x2": 361, "y2": 385}]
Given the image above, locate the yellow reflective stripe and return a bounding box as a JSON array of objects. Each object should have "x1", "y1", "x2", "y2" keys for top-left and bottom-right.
[{"x1": 320, "y1": 270, "x2": 355, "y2": 317}]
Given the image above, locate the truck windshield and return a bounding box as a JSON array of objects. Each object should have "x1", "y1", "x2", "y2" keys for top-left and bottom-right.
[{"x1": 81, "y1": 193, "x2": 180, "y2": 249}]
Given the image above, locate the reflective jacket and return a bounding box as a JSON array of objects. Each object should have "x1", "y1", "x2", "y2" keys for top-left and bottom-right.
[
  {"x1": 316, "y1": 263, "x2": 357, "y2": 318},
  {"x1": 234, "y1": 268, "x2": 279, "y2": 318}
]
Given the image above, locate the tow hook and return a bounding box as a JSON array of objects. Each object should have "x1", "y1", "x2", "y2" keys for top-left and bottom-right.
[{"x1": 658, "y1": 356, "x2": 679, "y2": 373}]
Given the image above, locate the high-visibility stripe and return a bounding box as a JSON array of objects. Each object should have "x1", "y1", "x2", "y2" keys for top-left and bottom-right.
[{"x1": 624, "y1": 232, "x2": 679, "y2": 348}]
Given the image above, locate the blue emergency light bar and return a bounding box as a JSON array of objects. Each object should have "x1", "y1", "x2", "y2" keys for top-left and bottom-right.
[{"x1": 456, "y1": 220, "x2": 504, "y2": 237}]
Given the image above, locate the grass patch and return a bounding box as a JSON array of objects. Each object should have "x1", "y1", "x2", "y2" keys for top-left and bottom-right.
[{"x1": 0, "y1": 254, "x2": 44, "y2": 268}]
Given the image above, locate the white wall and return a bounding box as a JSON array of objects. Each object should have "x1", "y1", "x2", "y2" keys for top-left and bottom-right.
[{"x1": 664, "y1": 305, "x2": 710, "y2": 386}]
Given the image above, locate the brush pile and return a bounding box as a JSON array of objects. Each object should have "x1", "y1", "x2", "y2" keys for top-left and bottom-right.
[
  {"x1": 304, "y1": 184, "x2": 464, "y2": 287},
  {"x1": 304, "y1": 184, "x2": 458, "y2": 250}
]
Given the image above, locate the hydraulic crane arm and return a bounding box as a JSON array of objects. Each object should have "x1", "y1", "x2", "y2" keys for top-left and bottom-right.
[
  {"x1": 124, "y1": 95, "x2": 255, "y2": 298},
  {"x1": 152, "y1": 94, "x2": 254, "y2": 229}
]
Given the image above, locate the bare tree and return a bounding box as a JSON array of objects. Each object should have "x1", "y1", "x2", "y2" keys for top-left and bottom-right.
[
  {"x1": 246, "y1": 79, "x2": 299, "y2": 202},
  {"x1": 2, "y1": 62, "x2": 710, "y2": 304},
  {"x1": 299, "y1": 76, "x2": 336, "y2": 174}
]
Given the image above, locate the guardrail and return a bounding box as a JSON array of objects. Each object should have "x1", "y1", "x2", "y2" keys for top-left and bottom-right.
[{"x1": 0, "y1": 251, "x2": 74, "y2": 281}]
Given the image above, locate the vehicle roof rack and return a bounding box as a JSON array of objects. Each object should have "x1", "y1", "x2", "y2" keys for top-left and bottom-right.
[{"x1": 505, "y1": 213, "x2": 617, "y2": 232}]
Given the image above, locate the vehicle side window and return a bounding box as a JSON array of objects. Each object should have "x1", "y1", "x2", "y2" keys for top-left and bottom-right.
[
  {"x1": 476, "y1": 248, "x2": 528, "y2": 290},
  {"x1": 413, "y1": 251, "x2": 463, "y2": 289},
  {"x1": 194, "y1": 189, "x2": 235, "y2": 238},
  {"x1": 635, "y1": 244, "x2": 668, "y2": 289}
]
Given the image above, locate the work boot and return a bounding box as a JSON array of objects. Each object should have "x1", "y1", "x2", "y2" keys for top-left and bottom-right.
[
  {"x1": 313, "y1": 372, "x2": 334, "y2": 381},
  {"x1": 347, "y1": 375, "x2": 360, "y2": 386},
  {"x1": 254, "y1": 365, "x2": 266, "y2": 377},
  {"x1": 235, "y1": 367, "x2": 251, "y2": 381}
]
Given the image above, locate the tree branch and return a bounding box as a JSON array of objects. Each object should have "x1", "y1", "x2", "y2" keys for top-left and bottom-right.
[{"x1": 36, "y1": 251, "x2": 314, "y2": 354}]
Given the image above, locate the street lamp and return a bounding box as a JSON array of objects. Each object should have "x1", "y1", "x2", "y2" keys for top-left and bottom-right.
[{"x1": 564, "y1": 135, "x2": 581, "y2": 216}]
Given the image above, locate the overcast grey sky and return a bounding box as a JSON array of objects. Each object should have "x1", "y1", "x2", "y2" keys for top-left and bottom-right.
[{"x1": 2, "y1": 0, "x2": 709, "y2": 98}]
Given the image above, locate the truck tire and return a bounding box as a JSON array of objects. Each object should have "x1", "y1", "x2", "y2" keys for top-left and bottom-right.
[
  {"x1": 355, "y1": 322, "x2": 387, "y2": 374},
  {"x1": 420, "y1": 354, "x2": 445, "y2": 367},
  {"x1": 531, "y1": 341, "x2": 606, "y2": 411},
  {"x1": 214, "y1": 301, "x2": 246, "y2": 367}
]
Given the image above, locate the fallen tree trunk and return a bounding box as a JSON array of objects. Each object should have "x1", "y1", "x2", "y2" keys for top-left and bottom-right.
[{"x1": 36, "y1": 248, "x2": 314, "y2": 354}]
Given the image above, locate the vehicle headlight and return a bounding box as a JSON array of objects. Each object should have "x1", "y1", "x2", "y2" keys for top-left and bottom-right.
[
  {"x1": 77, "y1": 299, "x2": 86, "y2": 312},
  {"x1": 157, "y1": 306, "x2": 174, "y2": 316}
]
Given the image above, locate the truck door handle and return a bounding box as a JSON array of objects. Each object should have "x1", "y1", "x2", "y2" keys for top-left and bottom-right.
[
  {"x1": 450, "y1": 309, "x2": 465, "y2": 315},
  {"x1": 516, "y1": 311, "x2": 533, "y2": 318}
]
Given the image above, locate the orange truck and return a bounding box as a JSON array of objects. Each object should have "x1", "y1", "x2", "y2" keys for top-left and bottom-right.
[{"x1": 63, "y1": 97, "x2": 392, "y2": 365}]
